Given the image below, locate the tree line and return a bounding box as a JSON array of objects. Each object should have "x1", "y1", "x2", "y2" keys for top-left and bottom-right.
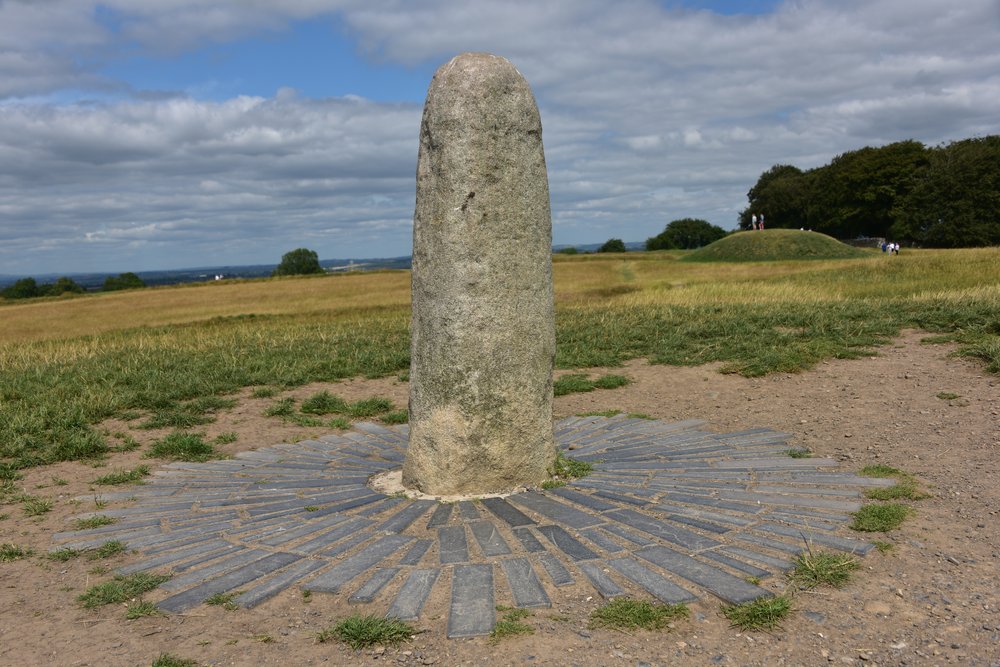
[
  {"x1": 1, "y1": 272, "x2": 146, "y2": 300},
  {"x1": 741, "y1": 135, "x2": 1000, "y2": 246}
]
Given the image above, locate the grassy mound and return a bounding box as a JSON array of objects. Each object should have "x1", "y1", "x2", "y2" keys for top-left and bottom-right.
[{"x1": 683, "y1": 229, "x2": 870, "y2": 262}]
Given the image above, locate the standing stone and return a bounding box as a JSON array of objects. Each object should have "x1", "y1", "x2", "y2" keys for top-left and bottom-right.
[{"x1": 402, "y1": 52, "x2": 556, "y2": 496}]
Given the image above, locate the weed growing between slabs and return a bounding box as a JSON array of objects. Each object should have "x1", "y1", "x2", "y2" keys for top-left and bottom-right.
[
  {"x1": 78, "y1": 572, "x2": 171, "y2": 608},
  {"x1": 491, "y1": 607, "x2": 535, "y2": 643},
  {"x1": 93, "y1": 465, "x2": 150, "y2": 485},
  {"x1": 205, "y1": 591, "x2": 240, "y2": 611},
  {"x1": 790, "y1": 549, "x2": 861, "y2": 589},
  {"x1": 589, "y1": 598, "x2": 690, "y2": 631},
  {"x1": 317, "y1": 614, "x2": 416, "y2": 650},
  {"x1": 542, "y1": 450, "x2": 596, "y2": 489}
]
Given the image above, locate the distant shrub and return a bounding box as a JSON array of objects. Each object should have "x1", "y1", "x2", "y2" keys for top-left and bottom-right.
[
  {"x1": 597, "y1": 238, "x2": 627, "y2": 253},
  {"x1": 103, "y1": 272, "x2": 146, "y2": 291},
  {"x1": 273, "y1": 248, "x2": 324, "y2": 276}
]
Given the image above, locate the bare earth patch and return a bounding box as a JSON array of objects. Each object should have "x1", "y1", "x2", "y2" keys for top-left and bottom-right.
[{"x1": 1, "y1": 330, "x2": 998, "y2": 666}]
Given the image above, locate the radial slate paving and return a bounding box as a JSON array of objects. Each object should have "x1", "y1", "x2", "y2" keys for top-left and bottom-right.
[{"x1": 54, "y1": 416, "x2": 891, "y2": 638}]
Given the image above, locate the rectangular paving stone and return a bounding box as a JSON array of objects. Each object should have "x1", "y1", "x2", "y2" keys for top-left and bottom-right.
[
  {"x1": 663, "y1": 492, "x2": 766, "y2": 514},
  {"x1": 318, "y1": 492, "x2": 386, "y2": 515},
  {"x1": 427, "y1": 503, "x2": 453, "y2": 528},
  {"x1": 470, "y1": 520, "x2": 512, "y2": 557},
  {"x1": 512, "y1": 527, "x2": 546, "y2": 553},
  {"x1": 701, "y1": 550, "x2": 772, "y2": 579},
  {"x1": 549, "y1": 488, "x2": 619, "y2": 513},
  {"x1": 719, "y1": 546, "x2": 792, "y2": 571},
  {"x1": 161, "y1": 547, "x2": 270, "y2": 591},
  {"x1": 757, "y1": 523, "x2": 874, "y2": 555},
  {"x1": 159, "y1": 543, "x2": 244, "y2": 575},
  {"x1": 655, "y1": 512, "x2": 731, "y2": 535},
  {"x1": 438, "y1": 525, "x2": 469, "y2": 564},
  {"x1": 717, "y1": 490, "x2": 861, "y2": 512},
  {"x1": 733, "y1": 532, "x2": 804, "y2": 555},
  {"x1": 259, "y1": 515, "x2": 350, "y2": 547},
  {"x1": 378, "y1": 500, "x2": 435, "y2": 533},
  {"x1": 536, "y1": 525, "x2": 598, "y2": 561},
  {"x1": 399, "y1": 539, "x2": 433, "y2": 566},
  {"x1": 605, "y1": 509, "x2": 721, "y2": 551},
  {"x1": 537, "y1": 553, "x2": 574, "y2": 586},
  {"x1": 593, "y1": 490, "x2": 651, "y2": 508},
  {"x1": 500, "y1": 557, "x2": 551, "y2": 608},
  {"x1": 580, "y1": 529, "x2": 625, "y2": 554},
  {"x1": 321, "y1": 532, "x2": 375, "y2": 558},
  {"x1": 607, "y1": 557, "x2": 697, "y2": 604},
  {"x1": 600, "y1": 523, "x2": 656, "y2": 546},
  {"x1": 577, "y1": 561, "x2": 624, "y2": 598},
  {"x1": 116, "y1": 538, "x2": 232, "y2": 575},
  {"x1": 636, "y1": 545, "x2": 771, "y2": 605},
  {"x1": 448, "y1": 564, "x2": 494, "y2": 638},
  {"x1": 236, "y1": 558, "x2": 328, "y2": 608},
  {"x1": 293, "y1": 517, "x2": 375, "y2": 554},
  {"x1": 480, "y1": 497, "x2": 535, "y2": 527},
  {"x1": 158, "y1": 551, "x2": 302, "y2": 613},
  {"x1": 386, "y1": 568, "x2": 440, "y2": 621},
  {"x1": 458, "y1": 501, "x2": 481, "y2": 520},
  {"x1": 349, "y1": 567, "x2": 400, "y2": 603},
  {"x1": 508, "y1": 492, "x2": 603, "y2": 528},
  {"x1": 309, "y1": 534, "x2": 412, "y2": 593},
  {"x1": 655, "y1": 503, "x2": 754, "y2": 529},
  {"x1": 356, "y1": 497, "x2": 406, "y2": 518}
]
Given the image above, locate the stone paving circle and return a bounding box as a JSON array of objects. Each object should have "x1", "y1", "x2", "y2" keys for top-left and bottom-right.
[{"x1": 53, "y1": 415, "x2": 891, "y2": 638}]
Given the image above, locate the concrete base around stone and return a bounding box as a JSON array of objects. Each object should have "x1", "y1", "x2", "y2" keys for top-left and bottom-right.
[{"x1": 53, "y1": 416, "x2": 887, "y2": 638}]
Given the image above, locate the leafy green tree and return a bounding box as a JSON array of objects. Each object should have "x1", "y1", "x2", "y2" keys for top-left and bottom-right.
[
  {"x1": 597, "y1": 238, "x2": 626, "y2": 253},
  {"x1": 273, "y1": 248, "x2": 324, "y2": 276},
  {"x1": 2, "y1": 277, "x2": 40, "y2": 299},
  {"x1": 741, "y1": 164, "x2": 811, "y2": 231},
  {"x1": 647, "y1": 218, "x2": 727, "y2": 250},
  {"x1": 103, "y1": 272, "x2": 146, "y2": 291},
  {"x1": 45, "y1": 277, "x2": 85, "y2": 296},
  {"x1": 894, "y1": 136, "x2": 1000, "y2": 247}
]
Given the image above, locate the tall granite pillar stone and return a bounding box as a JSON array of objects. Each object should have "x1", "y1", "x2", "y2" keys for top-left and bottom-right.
[{"x1": 402, "y1": 52, "x2": 556, "y2": 496}]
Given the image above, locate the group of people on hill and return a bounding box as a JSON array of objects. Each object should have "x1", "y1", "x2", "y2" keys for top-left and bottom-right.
[
  {"x1": 750, "y1": 213, "x2": 765, "y2": 230},
  {"x1": 882, "y1": 241, "x2": 900, "y2": 254}
]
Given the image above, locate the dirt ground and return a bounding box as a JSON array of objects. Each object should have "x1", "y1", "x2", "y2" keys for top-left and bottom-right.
[{"x1": 1, "y1": 329, "x2": 998, "y2": 667}]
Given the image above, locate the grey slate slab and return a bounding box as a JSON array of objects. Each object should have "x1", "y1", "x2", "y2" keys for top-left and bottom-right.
[
  {"x1": 600, "y1": 523, "x2": 656, "y2": 546},
  {"x1": 662, "y1": 492, "x2": 766, "y2": 514},
  {"x1": 308, "y1": 534, "x2": 412, "y2": 593},
  {"x1": 438, "y1": 525, "x2": 470, "y2": 564},
  {"x1": 162, "y1": 547, "x2": 268, "y2": 590},
  {"x1": 732, "y1": 532, "x2": 805, "y2": 555},
  {"x1": 349, "y1": 567, "x2": 400, "y2": 603},
  {"x1": 448, "y1": 564, "x2": 495, "y2": 638},
  {"x1": 386, "y1": 568, "x2": 440, "y2": 621},
  {"x1": 293, "y1": 517, "x2": 375, "y2": 554},
  {"x1": 607, "y1": 557, "x2": 697, "y2": 604},
  {"x1": 321, "y1": 532, "x2": 374, "y2": 558},
  {"x1": 235, "y1": 558, "x2": 328, "y2": 608},
  {"x1": 605, "y1": 509, "x2": 721, "y2": 551},
  {"x1": 636, "y1": 545, "x2": 771, "y2": 604},
  {"x1": 480, "y1": 497, "x2": 535, "y2": 527},
  {"x1": 500, "y1": 557, "x2": 551, "y2": 608},
  {"x1": 158, "y1": 551, "x2": 302, "y2": 613},
  {"x1": 756, "y1": 522, "x2": 874, "y2": 555},
  {"x1": 427, "y1": 503, "x2": 453, "y2": 528},
  {"x1": 378, "y1": 500, "x2": 435, "y2": 533},
  {"x1": 458, "y1": 501, "x2": 481, "y2": 520},
  {"x1": 549, "y1": 487, "x2": 619, "y2": 512},
  {"x1": 701, "y1": 550, "x2": 772, "y2": 579},
  {"x1": 508, "y1": 492, "x2": 603, "y2": 528},
  {"x1": 356, "y1": 497, "x2": 406, "y2": 518},
  {"x1": 593, "y1": 490, "x2": 652, "y2": 507},
  {"x1": 470, "y1": 520, "x2": 512, "y2": 557},
  {"x1": 577, "y1": 561, "x2": 624, "y2": 598},
  {"x1": 537, "y1": 553, "x2": 574, "y2": 586},
  {"x1": 580, "y1": 529, "x2": 626, "y2": 554},
  {"x1": 115, "y1": 538, "x2": 232, "y2": 575},
  {"x1": 718, "y1": 546, "x2": 792, "y2": 571},
  {"x1": 258, "y1": 515, "x2": 350, "y2": 547},
  {"x1": 512, "y1": 527, "x2": 546, "y2": 553},
  {"x1": 160, "y1": 543, "x2": 244, "y2": 574},
  {"x1": 399, "y1": 539, "x2": 433, "y2": 566},
  {"x1": 536, "y1": 525, "x2": 598, "y2": 561}
]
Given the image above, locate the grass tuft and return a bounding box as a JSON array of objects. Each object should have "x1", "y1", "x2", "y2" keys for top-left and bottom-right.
[
  {"x1": 74, "y1": 515, "x2": 116, "y2": 530},
  {"x1": 491, "y1": 607, "x2": 534, "y2": 643},
  {"x1": 93, "y1": 466, "x2": 150, "y2": 485},
  {"x1": 151, "y1": 654, "x2": 199, "y2": 667},
  {"x1": 90, "y1": 540, "x2": 126, "y2": 559},
  {"x1": 300, "y1": 391, "x2": 349, "y2": 415},
  {"x1": 348, "y1": 397, "x2": 394, "y2": 418},
  {"x1": 860, "y1": 464, "x2": 930, "y2": 500},
  {"x1": 22, "y1": 495, "x2": 53, "y2": 516},
  {"x1": 790, "y1": 550, "x2": 860, "y2": 589},
  {"x1": 78, "y1": 572, "x2": 171, "y2": 608},
  {"x1": 125, "y1": 600, "x2": 163, "y2": 619},
  {"x1": 205, "y1": 591, "x2": 240, "y2": 610},
  {"x1": 722, "y1": 595, "x2": 792, "y2": 631},
  {"x1": 554, "y1": 373, "x2": 631, "y2": 396},
  {"x1": 588, "y1": 598, "x2": 689, "y2": 631},
  {"x1": 0, "y1": 543, "x2": 33, "y2": 561},
  {"x1": 851, "y1": 503, "x2": 912, "y2": 532},
  {"x1": 316, "y1": 614, "x2": 415, "y2": 649},
  {"x1": 785, "y1": 449, "x2": 812, "y2": 458},
  {"x1": 380, "y1": 409, "x2": 409, "y2": 425},
  {"x1": 147, "y1": 432, "x2": 219, "y2": 462}
]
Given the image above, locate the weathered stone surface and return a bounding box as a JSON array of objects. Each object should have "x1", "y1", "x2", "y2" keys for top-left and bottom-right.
[{"x1": 403, "y1": 52, "x2": 556, "y2": 495}]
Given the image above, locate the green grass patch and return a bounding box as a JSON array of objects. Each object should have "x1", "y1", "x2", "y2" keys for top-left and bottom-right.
[
  {"x1": 0, "y1": 463, "x2": 23, "y2": 481},
  {"x1": 125, "y1": 600, "x2": 163, "y2": 619},
  {"x1": 588, "y1": 598, "x2": 689, "y2": 631},
  {"x1": 316, "y1": 614, "x2": 415, "y2": 649},
  {"x1": 540, "y1": 479, "x2": 566, "y2": 489},
  {"x1": 48, "y1": 547, "x2": 82, "y2": 561},
  {"x1": 860, "y1": 465, "x2": 930, "y2": 500},
  {"x1": 547, "y1": 450, "x2": 594, "y2": 488},
  {"x1": 328, "y1": 417, "x2": 351, "y2": 429},
  {"x1": 147, "y1": 432, "x2": 219, "y2": 462},
  {"x1": 0, "y1": 542, "x2": 32, "y2": 561},
  {"x1": 74, "y1": 515, "x2": 116, "y2": 530},
  {"x1": 22, "y1": 495, "x2": 53, "y2": 516},
  {"x1": 300, "y1": 390, "x2": 349, "y2": 415},
  {"x1": 205, "y1": 591, "x2": 240, "y2": 610},
  {"x1": 151, "y1": 654, "x2": 199, "y2": 667},
  {"x1": 251, "y1": 386, "x2": 278, "y2": 399},
  {"x1": 89, "y1": 540, "x2": 126, "y2": 559},
  {"x1": 263, "y1": 397, "x2": 296, "y2": 417},
  {"x1": 491, "y1": 607, "x2": 534, "y2": 643},
  {"x1": 790, "y1": 550, "x2": 860, "y2": 589},
  {"x1": 577, "y1": 409, "x2": 622, "y2": 418},
  {"x1": 784, "y1": 448, "x2": 812, "y2": 458},
  {"x1": 78, "y1": 572, "x2": 171, "y2": 608},
  {"x1": 684, "y1": 229, "x2": 868, "y2": 262},
  {"x1": 872, "y1": 540, "x2": 895, "y2": 554},
  {"x1": 214, "y1": 432, "x2": 238, "y2": 444},
  {"x1": 851, "y1": 503, "x2": 912, "y2": 532},
  {"x1": 554, "y1": 373, "x2": 631, "y2": 396},
  {"x1": 348, "y1": 397, "x2": 394, "y2": 418},
  {"x1": 722, "y1": 595, "x2": 792, "y2": 631},
  {"x1": 936, "y1": 391, "x2": 960, "y2": 400},
  {"x1": 93, "y1": 465, "x2": 150, "y2": 485},
  {"x1": 380, "y1": 409, "x2": 409, "y2": 425}
]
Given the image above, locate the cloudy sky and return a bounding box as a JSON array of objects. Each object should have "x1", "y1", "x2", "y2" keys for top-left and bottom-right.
[{"x1": 2, "y1": 0, "x2": 998, "y2": 276}]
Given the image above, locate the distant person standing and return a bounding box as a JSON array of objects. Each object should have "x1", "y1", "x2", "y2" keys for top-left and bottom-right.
[
  {"x1": 751, "y1": 214, "x2": 757, "y2": 230},
  {"x1": 759, "y1": 213, "x2": 764, "y2": 230}
]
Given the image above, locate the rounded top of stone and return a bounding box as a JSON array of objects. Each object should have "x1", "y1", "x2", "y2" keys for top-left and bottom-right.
[{"x1": 423, "y1": 52, "x2": 538, "y2": 131}]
